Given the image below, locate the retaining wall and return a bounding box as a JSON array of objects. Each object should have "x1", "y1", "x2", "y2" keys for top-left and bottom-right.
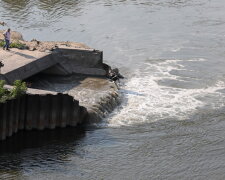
[
  {"x1": 0, "y1": 93, "x2": 87, "y2": 141},
  {"x1": 43, "y1": 48, "x2": 106, "y2": 76}
]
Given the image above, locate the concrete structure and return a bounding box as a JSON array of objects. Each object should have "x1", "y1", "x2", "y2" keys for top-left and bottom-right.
[
  {"x1": 0, "y1": 75, "x2": 120, "y2": 141},
  {"x1": 0, "y1": 46, "x2": 105, "y2": 84},
  {"x1": 44, "y1": 47, "x2": 105, "y2": 76},
  {"x1": 31, "y1": 76, "x2": 120, "y2": 123},
  {"x1": 0, "y1": 44, "x2": 120, "y2": 141}
]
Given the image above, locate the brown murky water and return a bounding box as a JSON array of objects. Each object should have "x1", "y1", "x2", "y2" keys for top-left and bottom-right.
[{"x1": 1, "y1": 0, "x2": 225, "y2": 179}]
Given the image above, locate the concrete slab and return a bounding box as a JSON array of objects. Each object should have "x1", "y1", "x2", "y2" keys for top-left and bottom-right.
[
  {"x1": 0, "y1": 48, "x2": 56, "y2": 83},
  {"x1": 4, "y1": 85, "x2": 57, "y2": 95},
  {"x1": 0, "y1": 48, "x2": 49, "y2": 74}
]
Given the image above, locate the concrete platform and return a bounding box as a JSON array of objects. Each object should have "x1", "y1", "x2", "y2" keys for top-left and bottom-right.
[
  {"x1": 0, "y1": 49, "x2": 50, "y2": 74},
  {"x1": 0, "y1": 48, "x2": 55, "y2": 83},
  {"x1": 0, "y1": 47, "x2": 105, "y2": 84}
]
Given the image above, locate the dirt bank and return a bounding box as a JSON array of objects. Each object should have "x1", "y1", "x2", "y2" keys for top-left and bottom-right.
[{"x1": 0, "y1": 30, "x2": 90, "y2": 51}]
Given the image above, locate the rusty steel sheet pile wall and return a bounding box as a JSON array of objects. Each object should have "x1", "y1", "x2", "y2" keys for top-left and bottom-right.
[{"x1": 0, "y1": 94, "x2": 87, "y2": 141}]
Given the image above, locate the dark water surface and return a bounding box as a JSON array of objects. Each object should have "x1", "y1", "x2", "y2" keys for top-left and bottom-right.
[{"x1": 1, "y1": 0, "x2": 225, "y2": 179}]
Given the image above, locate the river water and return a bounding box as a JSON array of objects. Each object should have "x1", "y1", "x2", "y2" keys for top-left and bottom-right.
[{"x1": 1, "y1": 0, "x2": 225, "y2": 179}]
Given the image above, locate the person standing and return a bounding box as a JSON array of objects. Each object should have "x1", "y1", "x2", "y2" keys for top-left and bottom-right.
[{"x1": 3, "y1": 28, "x2": 11, "y2": 50}]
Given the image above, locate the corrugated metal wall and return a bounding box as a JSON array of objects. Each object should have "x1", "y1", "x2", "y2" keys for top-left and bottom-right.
[{"x1": 0, "y1": 93, "x2": 87, "y2": 141}]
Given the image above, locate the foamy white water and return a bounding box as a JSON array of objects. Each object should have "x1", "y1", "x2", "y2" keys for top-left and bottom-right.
[{"x1": 107, "y1": 58, "x2": 225, "y2": 126}]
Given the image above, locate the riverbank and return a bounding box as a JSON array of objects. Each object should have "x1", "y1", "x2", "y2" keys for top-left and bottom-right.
[{"x1": 0, "y1": 30, "x2": 90, "y2": 51}]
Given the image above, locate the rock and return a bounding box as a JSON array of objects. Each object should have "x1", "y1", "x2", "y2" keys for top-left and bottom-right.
[
  {"x1": 0, "y1": 22, "x2": 6, "y2": 26},
  {"x1": 107, "y1": 67, "x2": 124, "y2": 82},
  {"x1": 29, "y1": 47, "x2": 37, "y2": 51},
  {"x1": 0, "y1": 30, "x2": 24, "y2": 41}
]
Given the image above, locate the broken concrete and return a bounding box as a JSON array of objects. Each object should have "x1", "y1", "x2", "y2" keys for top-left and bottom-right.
[
  {"x1": 0, "y1": 48, "x2": 54, "y2": 83},
  {"x1": 0, "y1": 45, "x2": 105, "y2": 83}
]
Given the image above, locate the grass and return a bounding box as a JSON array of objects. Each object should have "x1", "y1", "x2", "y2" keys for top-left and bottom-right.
[
  {"x1": 0, "y1": 80, "x2": 27, "y2": 103},
  {"x1": 0, "y1": 40, "x2": 27, "y2": 49}
]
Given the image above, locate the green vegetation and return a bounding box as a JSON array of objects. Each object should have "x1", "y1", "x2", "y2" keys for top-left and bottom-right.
[
  {"x1": 0, "y1": 80, "x2": 27, "y2": 103},
  {"x1": 10, "y1": 80, "x2": 27, "y2": 98},
  {"x1": 0, "y1": 40, "x2": 5, "y2": 47},
  {"x1": 0, "y1": 80, "x2": 10, "y2": 103},
  {"x1": 0, "y1": 40, "x2": 27, "y2": 49}
]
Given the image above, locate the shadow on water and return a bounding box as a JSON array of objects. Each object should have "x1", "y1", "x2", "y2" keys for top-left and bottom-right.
[
  {"x1": 0, "y1": 125, "x2": 87, "y2": 179},
  {"x1": 0, "y1": 126, "x2": 86, "y2": 154}
]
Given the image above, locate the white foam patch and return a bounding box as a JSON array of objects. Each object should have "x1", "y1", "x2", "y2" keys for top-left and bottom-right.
[
  {"x1": 105, "y1": 59, "x2": 225, "y2": 127},
  {"x1": 171, "y1": 48, "x2": 181, "y2": 52}
]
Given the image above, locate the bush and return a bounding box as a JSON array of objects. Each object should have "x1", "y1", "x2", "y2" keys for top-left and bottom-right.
[
  {"x1": 10, "y1": 80, "x2": 27, "y2": 98},
  {"x1": 0, "y1": 40, "x2": 27, "y2": 49},
  {"x1": 0, "y1": 80, "x2": 10, "y2": 103},
  {"x1": 0, "y1": 40, "x2": 4, "y2": 47},
  {"x1": 10, "y1": 41, "x2": 27, "y2": 49},
  {"x1": 0, "y1": 80, "x2": 27, "y2": 103}
]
